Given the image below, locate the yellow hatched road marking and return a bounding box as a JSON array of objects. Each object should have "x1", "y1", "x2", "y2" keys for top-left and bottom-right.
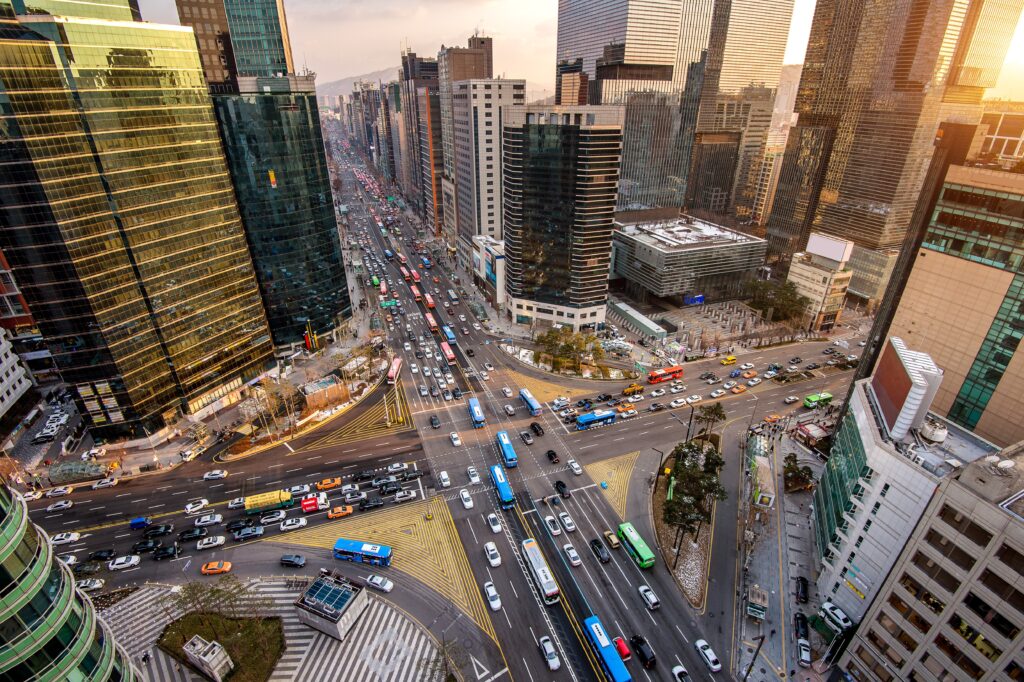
[{"x1": 584, "y1": 450, "x2": 640, "y2": 522}]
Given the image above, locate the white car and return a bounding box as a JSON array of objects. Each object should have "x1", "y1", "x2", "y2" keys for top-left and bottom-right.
[
  {"x1": 558, "y1": 512, "x2": 576, "y2": 532},
  {"x1": 669, "y1": 398, "x2": 687, "y2": 408},
  {"x1": 484, "y1": 363, "x2": 495, "y2": 371},
  {"x1": 438, "y1": 471, "x2": 450, "y2": 488},
  {"x1": 46, "y1": 500, "x2": 73, "y2": 512},
  {"x1": 203, "y1": 470, "x2": 228, "y2": 481},
  {"x1": 486, "y1": 513, "x2": 502, "y2": 534},
  {"x1": 410, "y1": 363, "x2": 418, "y2": 373},
  {"x1": 459, "y1": 314, "x2": 467, "y2": 322},
  {"x1": 340, "y1": 483, "x2": 360, "y2": 495},
  {"x1": 288, "y1": 484, "x2": 311, "y2": 496},
  {"x1": 21, "y1": 491, "x2": 42, "y2": 502},
  {"x1": 821, "y1": 601, "x2": 854, "y2": 630},
  {"x1": 539, "y1": 635, "x2": 561, "y2": 671},
  {"x1": 788, "y1": 365, "x2": 799, "y2": 372},
  {"x1": 763, "y1": 370, "x2": 778, "y2": 379},
  {"x1": 196, "y1": 536, "x2": 225, "y2": 551},
  {"x1": 467, "y1": 466, "x2": 480, "y2": 484},
  {"x1": 710, "y1": 389, "x2": 727, "y2": 398},
  {"x1": 423, "y1": 367, "x2": 432, "y2": 377},
  {"x1": 564, "y1": 543, "x2": 582, "y2": 566},
  {"x1": 394, "y1": 490, "x2": 417, "y2": 503},
  {"x1": 649, "y1": 388, "x2": 666, "y2": 398},
  {"x1": 480, "y1": 371, "x2": 490, "y2": 381},
  {"x1": 502, "y1": 386, "x2": 513, "y2": 397},
  {"x1": 78, "y1": 578, "x2": 105, "y2": 593},
  {"x1": 695, "y1": 639, "x2": 722, "y2": 672},
  {"x1": 343, "y1": 491, "x2": 367, "y2": 503},
  {"x1": 747, "y1": 378, "x2": 762, "y2": 387},
  {"x1": 784, "y1": 395, "x2": 800, "y2": 404},
  {"x1": 185, "y1": 499, "x2": 210, "y2": 515},
  {"x1": 473, "y1": 323, "x2": 481, "y2": 330},
  {"x1": 638, "y1": 585, "x2": 660, "y2": 610},
  {"x1": 194, "y1": 514, "x2": 222, "y2": 527},
  {"x1": 567, "y1": 459, "x2": 583, "y2": 475},
  {"x1": 46, "y1": 486, "x2": 73, "y2": 498},
  {"x1": 459, "y1": 489, "x2": 473, "y2": 509},
  {"x1": 387, "y1": 462, "x2": 408, "y2": 474},
  {"x1": 366, "y1": 574, "x2": 394, "y2": 593},
  {"x1": 404, "y1": 342, "x2": 412, "y2": 352},
  {"x1": 425, "y1": 350, "x2": 434, "y2": 360},
  {"x1": 280, "y1": 518, "x2": 307, "y2": 532},
  {"x1": 484, "y1": 541, "x2": 501, "y2": 567},
  {"x1": 544, "y1": 515, "x2": 562, "y2": 536},
  {"x1": 797, "y1": 638, "x2": 812, "y2": 667},
  {"x1": 723, "y1": 381, "x2": 738, "y2": 390},
  {"x1": 228, "y1": 497, "x2": 246, "y2": 510},
  {"x1": 260, "y1": 510, "x2": 287, "y2": 525},
  {"x1": 740, "y1": 362, "x2": 755, "y2": 370},
  {"x1": 483, "y1": 581, "x2": 501, "y2": 611},
  {"x1": 107, "y1": 555, "x2": 141, "y2": 571},
  {"x1": 445, "y1": 373, "x2": 454, "y2": 385},
  {"x1": 620, "y1": 409, "x2": 638, "y2": 419},
  {"x1": 52, "y1": 532, "x2": 80, "y2": 545},
  {"x1": 59, "y1": 554, "x2": 78, "y2": 565},
  {"x1": 92, "y1": 478, "x2": 117, "y2": 489},
  {"x1": 687, "y1": 395, "x2": 703, "y2": 404},
  {"x1": 669, "y1": 384, "x2": 686, "y2": 394}
]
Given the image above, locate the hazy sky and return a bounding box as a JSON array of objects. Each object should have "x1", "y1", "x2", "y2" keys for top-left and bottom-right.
[{"x1": 139, "y1": 0, "x2": 1024, "y2": 99}]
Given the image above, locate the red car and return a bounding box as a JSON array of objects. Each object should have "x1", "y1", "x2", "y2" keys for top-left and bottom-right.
[{"x1": 613, "y1": 636, "x2": 631, "y2": 661}]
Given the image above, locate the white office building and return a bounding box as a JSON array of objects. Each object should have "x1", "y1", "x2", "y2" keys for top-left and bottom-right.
[{"x1": 0, "y1": 328, "x2": 30, "y2": 422}]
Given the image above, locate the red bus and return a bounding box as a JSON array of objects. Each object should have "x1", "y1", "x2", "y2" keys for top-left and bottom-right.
[
  {"x1": 397, "y1": 253, "x2": 408, "y2": 266},
  {"x1": 439, "y1": 341, "x2": 456, "y2": 364},
  {"x1": 647, "y1": 365, "x2": 684, "y2": 384},
  {"x1": 379, "y1": 282, "x2": 387, "y2": 297},
  {"x1": 411, "y1": 270, "x2": 421, "y2": 284},
  {"x1": 387, "y1": 357, "x2": 403, "y2": 384},
  {"x1": 400, "y1": 266, "x2": 410, "y2": 282},
  {"x1": 424, "y1": 313, "x2": 439, "y2": 332},
  {"x1": 424, "y1": 293, "x2": 436, "y2": 309},
  {"x1": 410, "y1": 285, "x2": 422, "y2": 302}
]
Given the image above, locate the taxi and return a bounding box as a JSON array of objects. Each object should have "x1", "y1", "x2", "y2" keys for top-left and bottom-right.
[
  {"x1": 327, "y1": 505, "x2": 354, "y2": 519},
  {"x1": 316, "y1": 477, "x2": 342, "y2": 491},
  {"x1": 201, "y1": 561, "x2": 232, "y2": 576},
  {"x1": 730, "y1": 385, "x2": 748, "y2": 395}
]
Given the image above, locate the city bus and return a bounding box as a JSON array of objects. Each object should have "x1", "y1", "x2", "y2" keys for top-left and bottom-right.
[
  {"x1": 495, "y1": 430, "x2": 518, "y2": 468},
  {"x1": 425, "y1": 312, "x2": 439, "y2": 333},
  {"x1": 420, "y1": 256, "x2": 432, "y2": 269},
  {"x1": 411, "y1": 270, "x2": 421, "y2": 284},
  {"x1": 468, "y1": 397, "x2": 485, "y2": 428},
  {"x1": 400, "y1": 266, "x2": 410, "y2": 282},
  {"x1": 386, "y1": 357, "x2": 403, "y2": 384},
  {"x1": 379, "y1": 299, "x2": 397, "y2": 309},
  {"x1": 521, "y1": 538, "x2": 560, "y2": 605},
  {"x1": 332, "y1": 538, "x2": 392, "y2": 567},
  {"x1": 582, "y1": 616, "x2": 632, "y2": 682},
  {"x1": 576, "y1": 410, "x2": 616, "y2": 430},
  {"x1": 519, "y1": 388, "x2": 542, "y2": 416},
  {"x1": 397, "y1": 253, "x2": 407, "y2": 266},
  {"x1": 647, "y1": 365, "x2": 684, "y2": 384},
  {"x1": 617, "y1": 522, "x2": 655, "y2": 568},
  {"x1": 441, "y1": 325, "x2": 457, "y2": 345},
  {"x1": 371, "y1": 275, "x2": 380, "y2": 287},
  {"x1": 490, "y1": 464, "x2": 515, "y2": 509},
  {"x1": 804, "y1": 392, "x2": 833, "y2": 409},
  {"x1": 439, "y1": 341, "x2": 456, "y2": 364},
  {"x1": 424, "y1": 293, "x2": 436, "y2": 309},
  {"x1": 379, "y1": 282, "x2": 387, "y2": 297},
  {"x1": 384, "y1": 249, "x2": 394, "y2": 260},
  {"x1": 447, "y1": 289, "x2": 459, "y2": 304},
  {"x1": 410, "y1": 285, "x2": 422, "y2": 302}
]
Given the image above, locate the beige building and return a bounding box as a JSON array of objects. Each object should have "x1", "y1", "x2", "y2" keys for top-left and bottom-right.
[
  {"x1": 839, "y1": 443, "x2": 1024, "y2": 682},
  {"x1": 786, "y1": 233, "x2": 853, "y2": 332}
]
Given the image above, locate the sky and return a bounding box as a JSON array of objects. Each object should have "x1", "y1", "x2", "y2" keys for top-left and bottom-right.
[{"x1": 139, "y1": 0, "x2": 1024, "y2": 100}]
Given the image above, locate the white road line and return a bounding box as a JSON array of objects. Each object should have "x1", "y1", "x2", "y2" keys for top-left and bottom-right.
[
  {"x1": 91, "y1": 506, "x2": 105, "y2": 510},
  {"x1": 285, "y1": 468, "x2": 301, "y2": 473},
  {"x1": 283, "y1": 442, "x2": 295, "y2": 452},
  {"x1": 172, "y1": 490, "x2": 187, "y2": 495},
  {"x1": 114, "y1": 533, "x2": 131, "y2": 539},
  {"x1": 115, "y1": 493, "x2": 132, "y2": 498},
  {"x1": 150, "y1": 504, "x2": 164, "y2": 509},
  {"x1": 306, "y1": 455, "x2": 321, "y2": 460},
  {"x1": 343, "y1": 448, "x2": 357, "y2": 453},
  {"x1": 105, "y1": 512, "x2": 122, "y2": 517},
  {"x1": 675, "y1": 624, "x2": 689, "y2": 643}
]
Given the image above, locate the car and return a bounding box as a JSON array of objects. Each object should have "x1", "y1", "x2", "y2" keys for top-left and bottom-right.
[
  {"x1": 486, "y1": 513, "x2": 502, "y2": 534},
  {"x1": 437, "y1": 471, "x2": 450, "y2": 488},
  {"x1": 793, "y1": 575, "x2": 811, "y2": 604},
  {"x1": 501, "y1": 386, "x2": 513, "y2": 398},
  {"x1": 280, "y1": 518, "x2": 307, "y2": 532},
  {"x1": 706, "y1": 376, "x2": 722, "y2": 384},
  {"x1": 467, "y1": 466, "x2": 480, "y2": 484},
  {"x1": 620, "y1": 409, "x2": 638, "y2": 419},
  {"x1": 387, "y1": 462, "x2": 409, "y2": 474},
  {"x1": 233, "y1": 526, "x2": 264, "y2": 541},
  {"x1": 483, "y1": 581, "x2": 502, "y2": 611},
  {"x1": 544, "y1": 515, "x2": 562, "y2": 536},
  {"x1": 203, "y1": 470, "x2": 228, "y2": 481},
  {"x1": 821, "y1": 601, "x2": 853, "y2": 630},
  {"x1": 201, "y1": 561, "x2": 232, "y2": 575},
  {"x1": 352, "y1": 470, "x2": 375, "y2": 483},
  {"x1": 741, "y1": 370, "x2": 758, "y2": 380},
  {"x1": 502, "y1": 404, "x2": 515, "y2": 416},
  {"x1": 638, "y1": 585, "x2": 660, "y2": 610},
  {"x1": 710, "y1": 389, "x2": 726, "y2": 398},
  {"x1": 731, "y1": 385, "x2": 747, "y2": 394},
  {"x1": 52, "y1": 532, "x2": 81, "y2": 545},
  {"x1": 227, "y1": 497, "x2": 246, "y2": 510},
  {"x1": 740, "y1": 362, "x2": 755, "y2": 370},
  {"x1": 537, "y1": 634, "x2": 561, "y2": 671},
  {"x1": 747, "y1": 377, "x2": 762, "y2": 387},
  {"x1": 429, "y1": 415, "x2": 441, "y2": 429},
  {"x1": 687, "y1": 395, "x2": 702, "y2": 404},
  {"x1": 465, "y1": 348, "x2": 475, "y2": 356},
  {"x1": 280, "y1": 554, "x2": 306, "y2": 568},
  {"x1": 197, "y1": 536, "x2": 225, "y2": 551},
  {"x1": 473, "y1": 323, "x2": 482, "y2": 330},
  {"x1": 442, "y1": 389, "x2": 452, "y2": 401},
  {"x1": 459, "y1": 489, "x2": 473, "y2": 509},
  {"x1": 371, "y1": 476, "x2": 398, "y2": 489},
  {"x1": 288, "y1": 484, "x2": 311, "y2": 497},
  {"x1": 393, "y1": 490, "x2": 417, "y2": 504},
  {"x1": 723, "y1": 380, "x2": 737, "y2": 390},
  {"x1": 484, "y1": 541, "x2": 502, "y2": 567},
  {"x1": 519, "y1": 431, "x2": 534, "y2": 445},
  {"x1": 259, "y1": 510, "x2": 288, "y2": 525},
  {"x1": 590, "y1": 538, "x2": 611, "y2": 563},
  {"x1": 316, "y1": 477, "x2": 342, "y2": 491},
  {"x1": 603, "y1": 530, "x2": 621, "y2": 549},
  {"x1": 20, "y1": 491, "x2": 42, "y2": 502},
  {"x1": 419, "y1": 384, "x2": 429, "y2": 397},
  {"x1": 649, "y1": 388, "x2": 666, "y2": 398},
  {"x1": 450, "y1": 432, "x2": 462, "y2": 447},
  {"x1": 558, "y1": 512, "x2": 576, "y2": 532},
  {"x1": 688, "y1": 641, "x2": 723, "y2": 675},
  {"x1": 325, "y1": 504, "x2": 353, "y2": 519},
  {"x1": 415, "y1": 350, "x2": 424, "y2": 359},
  {"x1": 788, "y1": 365, "x2": 799, "y2": 372},
  {"x1": 78, "y1": 578, "x2": 105, "y2": 593},
  {"x1": 805, "y1": 362, "x2": 821, "y2": 370},
  {"x1": 153, "y1": 544, "x2": 180, "y2": 560},
  {"x1": 194, "y1": 514, "x2": 222, "y2": 528},
  {"x1": 87, "y1": 549, "x2": 116, "y2": 562},
  {"x1": 612, "y1": 635, "x2": 632, "y2": 661},
  {"x1": 558, "y1": 408, "x2": 577, "y2": 418},
  {"x1": 184, "y1": 499, "x2": 209, "y2": 515},
  {"x1": 763, "y1": 370, "x2": 778, "y2": 379},
  {"x1": 554, "y1": 480, "x2": 570, "y2": 498},
  {"x1": 46, "y1": 486, "x2": 73, "y2": 498},
  {"x1": 359, "y1": 497, "x2": 384, "y2": 511},
  {"x1": 669, "y1": 384, "x2": 686, "y2": 394},
  {"x1": 178, "y1": 527, "x2": 207, "y2": 542},
  {"x1": 405, "y1": 343, "x2": 412, "y2": 353},
  {"x1": 669, "y1": 398, "x2": 687, "y2": 408},
  {"x1": 46, "y1": 500, "x2": 73, "y2": 512},
  {"x1": 794, "y1": 611, "x2": 810, "y2": 640},
  {"x1": 107, "y1": 555, "x2": 141, "y2": 571},
  {"x1": 846, "y1": 354, "x2": 859, "y2": 362},
  {"x1": 143, "y1": 524, "x2": 174, "y2": 538},
  {"x1": 567, "y1": 459, "x2": 582, "y2": 475},
  {"x1": 530, "y1": 422, "x2": 545, "y2": 436},
  {"x1": 648, "y1": 402, "x2": 665, "y2": 412},
  {"x1": 789, "y1": 356, "x2": 802, "y2": 364},
  {"x1": 367, "y1": 574, "x2": 394, "y2": 593},
  {"x1": 484, "y1": 362, "x2": 494, "y2": 371},
  {"x1": 671, "y1": 665, "x2": 691, "y2": 682},
  {"x1": 423, "y1": 363, "x2": 433, "y2": 374},
  {"x1": 543, "y1": 449, "x2": 560, "y2": 464},
  {"x1": 91, "y1": 477, "x2": 117, "y2": 489},
  {"x1": 797, "y1": 637, "x2": 812, "y2": 667},
  {"x1": 631, "y1": 634, "x2": 656, "y2": 668},
  {"x1": 781, "y1": 395, "x2": 800, "y2": 406}
]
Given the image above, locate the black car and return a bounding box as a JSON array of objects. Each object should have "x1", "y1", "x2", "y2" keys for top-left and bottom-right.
[
  {"x1": 554, "y1": 480, "x2": 570, "y2": 498},
  {"x1": 226, "y1": 518, "x2": 255, "y2": 534},
  {"x1": 143, "y1": 524, "x2": 174, "y2": 539},
  {"x1": 590, "y1": 538, "x2": 611, "y2": 563},
  {"x1": 823, "y1": 347, "x2": 834, "y2": 354},
  {"x1": 403, "y1": 469, "x2": 425, "y2": 481},
  {"x1": 359, "y1": 497, "x2": 384, "y2": 511},
  {"x1": 630, "y1": 635, "x2": 657, "y2": 669},
  {"x1": 372, "y1": 475, "x2": 398, "y2": 489},
  {"x1": 380, "y1": 482, "x2": 401, "y2": 496},
  {"x1": 430, "y1": 386, "x2": 439, "y2": 397},
  {"x1": 233, "y1": 526, "x2": 264, "y2": 542},
  {"x1": 73, "y1": 562, "x2": 102, "y2": 576},
  {"x1": 805, "y1": 362, "x2": 820, "y2": 370},
  {"x1": 153, "y1": 544, "x2": 180, "y2": 561},
  {"x1": 794, "y1": 611, "x2": 809, "y2": 640},
  {"x1": 465, "y1": 348, "x2": 475, "y2": 357},
  {"x1": 353, "y1": 470, "x2": 375, "y2": 482},
  {"x1": 452, "y1": 388, "x2": 463, "y2": 399},
  {"x1": 415, "y1": 351, "x2": 424, "y2": 359},
  {"x1": 546, "y1": 450, "x2": 560, "y2": 463},
  {"x1": 280, "y1": 554, "x2": 306, "y2": 568},
  {"x1": 576, "y1": 399, "x2": 588, "y2": 407},
  {"x1": 699, "y1": 372, "x2": 715, "y2": 380},
  {"x1": 430, "y1": 415, "x2": 441, "y2": 429},
  {"x1": 87, "y1": 549, "x2": 116, "y2": 562},
  {"x1": 596, "y1": 394, "x2": 612, "y2": 401},
  {"x1": 789, "y1": 356, "x2": 802, "y2": 364},
  {"x1": 795, "y1": 576, "x2": 809, "y2": 603},
  {"x1": 178, "y1": 527, "x2": 208, "y2": 542},
  {"x1": 530, "y1": 422, "x2": 545, "y2": 436},
  {"x1": 132, "y1": 539, "x2": 162, "y2": 554}
]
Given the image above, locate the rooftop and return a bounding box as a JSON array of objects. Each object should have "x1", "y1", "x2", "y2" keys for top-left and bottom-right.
[
  {"x1": 956, "y1": 441, "x2": 1024, "y2": 523},
  {"x1": 614, "y1": 215, "x2": 763, "y2": 253},
  {"x1": 294, "y1": 574, "x2": 361, "y2": 623}
]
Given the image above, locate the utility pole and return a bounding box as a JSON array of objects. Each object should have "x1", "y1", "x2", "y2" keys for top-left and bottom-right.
[{"x1": 742, "y1": 635, "x2": 766, "y2": 682}]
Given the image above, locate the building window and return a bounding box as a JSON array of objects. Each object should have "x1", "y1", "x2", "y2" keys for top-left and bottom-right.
[
  {"x1": 865, "y1": 630, "x2": 905, "y2": 670},
  {"x1": 911, "y1": 552, "x2": 959, "y2": 593},
  {"x1": 887, "y1": 593, "x2": 932, "y2": 634},
  {"x1": 963, "y1": 592, "x2": 1020, "y2": 640},
  {"x1": 937, "y1": 505, "x2": 993, "y2": 547},
  {"x1": 996, "y1": 543, "x2": 1023, "y2": 576},
  {"x1": 977, "y1": 568, "x2": 1024, "y2": 616},
  {"x1": 923, "y1": 529, "x2": 976, "y2": 572},
  {"x1": 935, "y1": 634, "x2": 983, "y2": 680},
  {"x1": 877, "y1": 612, "x2": 917, "y2": 653},
  {"x1": 899, "y1": 573, "x2": 946, "y2": 615}
]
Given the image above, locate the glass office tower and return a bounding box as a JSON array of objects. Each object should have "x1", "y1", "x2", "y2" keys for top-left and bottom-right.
[
  {"x1": 0, "y1": 0, "x2": 274, "y2": 439},
  {"x1": 0, "y1": 483, "x2": 138, "y2": 680}
]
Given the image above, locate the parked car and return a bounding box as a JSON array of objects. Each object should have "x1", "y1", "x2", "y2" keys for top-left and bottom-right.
[{"x1": 795, "y1": 576, "x2": 809, "y2": 603}]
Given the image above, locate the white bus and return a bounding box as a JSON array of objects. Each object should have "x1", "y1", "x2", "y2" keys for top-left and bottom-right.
[{"x1": 522, "y1": 538, "x2": 560, "y2": 605}]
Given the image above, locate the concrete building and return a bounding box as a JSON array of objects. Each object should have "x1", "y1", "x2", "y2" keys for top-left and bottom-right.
[
  {"x1": 786, "y1": 233, "x2": 853, "y2": 332},
  {"x1": 0, "y1": 328, "x2": 31, "y2": 423},
  {"x1": 471, "y1": 237, "x2": 506, "y2": 313},
  {"x1": 612, "y1": 215, "x2": 766, "y2": 303},
  {"x1": 451, "y1": 79, "x2": 525, "y2": 267},
  {"x1": 839, "y1": 442, "x2": 1024, "y2": 682},
  {"x1": 294, "y1": 572, "x2": 369, "y2": 640},
  {"x1": 398, "y1": 51, "x2": 439, "y2": 226},
  {"x1": 812, "y1": 338, "x2": 999, "y2": 624},
  {"x1": 503, "y1": 106, "x2": 624, "y2": 331},
  {"x1": 980, "y1": 101, "x2": 1024, "y2": 165},
  {"x1": 885, "y1": 165, "x2": 1024, "y2": 447}
]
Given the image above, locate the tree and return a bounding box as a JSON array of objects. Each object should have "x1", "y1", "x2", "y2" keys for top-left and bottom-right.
[
  {"x1": 695, "y1": 403, "x2": 727, "y2": 438},
  {"x1": 743, "y1": 279, "x2": 811, "y2": 323}
]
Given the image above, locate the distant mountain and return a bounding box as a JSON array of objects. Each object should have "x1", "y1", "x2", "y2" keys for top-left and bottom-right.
[{"x1": 317, "y1": 66, "x2": 399, "y2": 99}]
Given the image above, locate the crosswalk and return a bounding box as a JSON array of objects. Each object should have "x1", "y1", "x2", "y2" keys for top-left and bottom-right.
[{"x1": 98, "y1": 579, "x2": 438, "y2": 682}]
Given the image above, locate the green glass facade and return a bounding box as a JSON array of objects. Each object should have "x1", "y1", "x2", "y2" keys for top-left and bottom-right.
[
  {"x1": 220, "y1": 0, "x2": 293, "y2": 78},
  {"x1": 813, "y1": 410, "x2": 872, "y2": 564},
  {"x1": 0, "y1": 0, "x2": 274, "y2": 438},
  {"x1": 0, "y1": 486, "x2": 137, "y2": 681}
]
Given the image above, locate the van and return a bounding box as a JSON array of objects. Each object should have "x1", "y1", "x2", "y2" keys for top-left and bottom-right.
[
  {"x1": 552, "y1": 396, "x2": 570, "y2": 409},
  {"x1": 720, "y1": 355, "x2": 737, "y2": 365}
]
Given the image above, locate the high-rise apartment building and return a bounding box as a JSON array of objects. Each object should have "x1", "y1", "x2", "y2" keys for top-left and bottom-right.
[
  {"x1": 451, "y1": 79, "x2": 526, "y2": 266},
  {"x1": 764, "y1": 0, "x2": 1023, "y2": 306},
  {"x1": 0, "y1": 484, "x2": 138, "y2": 680},
  {"x1": 0, "y1": 0, "x2": 274, "y2": 439},
  {"x1": 176, "y1": 0, "x2": 350, "y2": 349},
  {"x1": 503, "y1": 106, "x2": 624, "y2": 331}
]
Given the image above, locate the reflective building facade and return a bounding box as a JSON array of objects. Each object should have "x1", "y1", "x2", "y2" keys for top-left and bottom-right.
[{"x1": 0, "y1": 0, "x2": 274, "y2": 438}]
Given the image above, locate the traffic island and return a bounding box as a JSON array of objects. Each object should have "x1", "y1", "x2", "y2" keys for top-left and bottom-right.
[{"x1": 158, "y1": 613, "x2": 284, "y2": 682}]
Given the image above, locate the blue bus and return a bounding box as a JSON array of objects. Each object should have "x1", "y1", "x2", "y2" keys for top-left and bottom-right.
[
  {"x1": 421, "y1": 256, "x2": 432, "y2": 269},
  {"x1": 441, "y1": 325, "x2": 457, "y2": 345},
  {"x1": 519, "y1": 388, "x2": 542, "y2": 416},
  {"x1": 576, "y1": 410, "x2": 616, "y2": 431},
  {"x1": 495, "y1": 430, "x2": 518, "y2": 468},
  {"x1": 490, "y1": 465, "x2": 515, "y2": 509},
  {"x1": 468, "y1": 397, "x2": 485, "y2": 428},
  {"x1": 333, "y1": 538, "x2": 393, "y2": 567},
  {"x1": 582, "y1": 616, "x2": 631, "y2": 682},
  {"x1": 384, "y1": 249, "x2": 394, "y2": 260}
]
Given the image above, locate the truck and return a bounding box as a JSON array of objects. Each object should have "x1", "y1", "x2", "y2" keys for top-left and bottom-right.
[
  {"x1": 244, "y1": 491, "x2": 294, "y2": 516},
  {"x1": 301, "y1": 493, "x2": 329, "y2": 514},
  {"x1": 623, "y1": 383, "x2": 644, "y2": 396}
]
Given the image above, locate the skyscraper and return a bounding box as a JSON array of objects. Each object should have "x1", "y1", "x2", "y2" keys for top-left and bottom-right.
[
  {"x1": 0, "y1": 0, "x2": 274, "y2": 439},
  {"x1": 176, "y1": 0, "x2": 350, "y2": 349},
  {"x1": 503, "y1": 106, "x2": 624, "y2": 331},
  {"x1": 398, "y1": 51, "x2": 440, "y2": 226},
  {"x1": 764, "y1": 0, "x2": 1024, "y2": 305}
]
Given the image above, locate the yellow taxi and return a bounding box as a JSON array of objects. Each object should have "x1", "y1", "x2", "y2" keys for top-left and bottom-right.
[
  {"x1": 316, "y1": 477, "x2": 342, "y2": 491},
  {"x1": 741, "y1": 370, "x2": 758, "y2": 379},
  {"x1": 764, "y1": 414, "x2": 782, "y2": 424},
  {"x1": 730, "y1": 385, "x2": 748, "y2": 395},
  {"x1": 327, "y1": 505, "x2": 354, "y2": 519},
  {"x1": 201, "y1": 561, "x2": 232, "y2": 576}
]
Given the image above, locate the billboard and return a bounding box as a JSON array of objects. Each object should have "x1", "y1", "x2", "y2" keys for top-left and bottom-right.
[
  {"x1": 869, "y1": 337, "x2": 942, "y2": 440},
  {"x1": 485, "y1": 249, "x2": 497, "y2": 286}
]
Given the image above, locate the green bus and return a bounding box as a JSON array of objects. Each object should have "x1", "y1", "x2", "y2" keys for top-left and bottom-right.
[
  {"x1": 803, "y1": 391, "x2": 833, "y2": 409},
  {"x1": 371, "y1": 275, "x2": 380, "y2": 287},
  {"x1": 379, "y1": 299, "x2": 397, "y2": 308},
  {"x1": 617, "y1": 522, "x2": 655, "y2": 568}
]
